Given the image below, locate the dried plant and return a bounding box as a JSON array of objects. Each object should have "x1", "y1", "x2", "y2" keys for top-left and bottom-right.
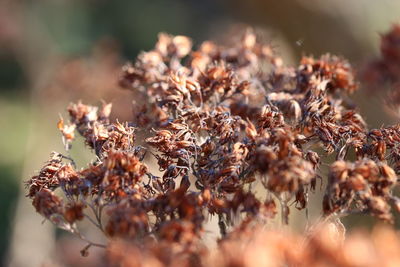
[
  {"x1": 364, "y1": 24, "x2": 400, "y2": 86},
  {"x1": 26, "y1": 28, "x2": 400, "y2": 266}
]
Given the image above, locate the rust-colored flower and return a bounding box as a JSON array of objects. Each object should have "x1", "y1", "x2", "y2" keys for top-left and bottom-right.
[{"x1": 26, "y1": 26, "x2": 400, "y2": 265}]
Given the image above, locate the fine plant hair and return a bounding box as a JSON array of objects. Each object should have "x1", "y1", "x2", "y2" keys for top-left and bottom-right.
[{"x1": 26, "y1": 27, "x2": 400, "y2": 266}]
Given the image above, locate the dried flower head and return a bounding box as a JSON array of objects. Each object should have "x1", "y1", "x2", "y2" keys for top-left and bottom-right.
[{"x1": 26, "y1": 27, "x2": 400, "y2": 265}]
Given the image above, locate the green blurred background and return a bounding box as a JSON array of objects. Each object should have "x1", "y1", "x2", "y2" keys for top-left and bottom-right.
[{"x1": 1, "y1": 0, "x2": 399, "y2": 266}]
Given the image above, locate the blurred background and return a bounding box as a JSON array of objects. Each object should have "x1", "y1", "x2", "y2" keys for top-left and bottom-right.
[{"x1": 1, "y1": 0, "x2": 400, "y2": 266}]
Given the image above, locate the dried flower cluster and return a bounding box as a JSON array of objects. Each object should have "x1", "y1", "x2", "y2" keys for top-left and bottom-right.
[
  {"x1": 364, "y1": 24, "x2": 400, "y2": 118},
  {"x1": 26, "y1": 28, "x2": 400, "y2": 265},
  {"x1": 107, "y1": 222, "x2": 400, "y2": 267},
  {"x1": 364, "y1": 24, "x2": 400, "y2": 86}
]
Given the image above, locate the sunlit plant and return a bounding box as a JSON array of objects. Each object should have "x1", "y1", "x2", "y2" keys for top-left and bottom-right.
[{"x1": 26, "y1": 27, "x2": 400, "y2": 266}]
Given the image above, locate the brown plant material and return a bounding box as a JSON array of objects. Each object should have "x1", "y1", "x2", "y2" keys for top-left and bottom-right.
[
  {"x1": 363, "y1": 24, "x2": 400, "y2": 119},
  {"x1": 105, "y1": 222, "x2": 400, "y2": 267},
  {"x1": 364, "y1": 24, "x2": 400, "y2": 86},
  {"x1": 26, "y1": 27, "x2": 400, "y2": 265}
]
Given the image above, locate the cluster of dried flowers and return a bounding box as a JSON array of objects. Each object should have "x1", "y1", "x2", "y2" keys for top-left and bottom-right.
[
  {"x1": 107, "y1": 223, "x2": 400, "y2": 267},
  {"x1": 26, "y1": 28, "x2": 400, "y2": 265},
  {"x1": 364, "y1": 24, "x2": 400, "y2": 86}
]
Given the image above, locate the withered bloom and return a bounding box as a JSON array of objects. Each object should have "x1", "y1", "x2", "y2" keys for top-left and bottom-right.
[{"x1": 26, "y1": 26, "x2": 400, "y2": 266}]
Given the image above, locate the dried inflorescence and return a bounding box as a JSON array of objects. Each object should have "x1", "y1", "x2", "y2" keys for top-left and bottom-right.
[
  {"x1": 364, "y1": 24, "x2": 400, "y2": 86},
  {"x1": 364, "y1": 24, "x2": 400, "y2": 118},
  {"x1": 26, "y1": 28, "x2": 400, "y2": 264},
  {"x1": 324, "y1": 159, "x2": 397, "y2": 222},
  {"x1": 106, "y1": 222, "x2": 400, "y2": 267}
]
